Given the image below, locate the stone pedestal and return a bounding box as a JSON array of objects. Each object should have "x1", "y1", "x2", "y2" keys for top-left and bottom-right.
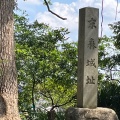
[{"x1": 65, "y1": 107, "x2": 119, "y2": 120}]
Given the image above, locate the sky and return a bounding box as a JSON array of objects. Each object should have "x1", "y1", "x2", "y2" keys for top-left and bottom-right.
[{"x1": 16, "y1": 0, "x2": 120, "y2": 42}]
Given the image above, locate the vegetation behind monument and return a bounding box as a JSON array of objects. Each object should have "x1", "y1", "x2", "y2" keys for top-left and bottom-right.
[
  {"x1": 15, "y1": 13, "x2": 77, "y2": 120},
  {"x1": 15, "y1": 13, "x2": 120, "y2": 119}
]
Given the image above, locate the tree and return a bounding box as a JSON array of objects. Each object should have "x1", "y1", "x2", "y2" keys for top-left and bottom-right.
[
  {"x1": 98, "y1": 34, "x2": 120, "y2": 119},
  {"x1": 0, "y1": 1, "x2": 21, "y2": 120},
  {"x1": 98, "y1": 36, "x2": 118, "y2": 80},
  {"x1": 15, "y1": 13, "x2": 77, "y2": 120},
  {"x1": 109, "y1": 21, "x2": 120, "y2": 50}
]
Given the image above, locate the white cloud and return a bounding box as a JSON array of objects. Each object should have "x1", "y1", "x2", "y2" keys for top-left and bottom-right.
[
  {"x1": 23, "y1": 0, "x2": 41, "y2": 5},
  {"x1": 18, "y1": 0, "x2": 120, "y2": 40},
  {"x1": 35, "y1": 2, "x2": 78, "y2": 41},
  {"x1": 98, "y1": 0, "x2": 120, "y2": 37}
]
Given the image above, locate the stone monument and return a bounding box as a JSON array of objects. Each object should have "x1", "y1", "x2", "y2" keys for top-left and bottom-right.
[
  {"x1": 65, "y1": 7, "x2": 119, "y2": 120},
  {"x1": 77, "y1": 7, "x2": 98, "y2": 108}
]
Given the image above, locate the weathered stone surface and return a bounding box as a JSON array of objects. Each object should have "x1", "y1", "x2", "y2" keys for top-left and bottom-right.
[
  {"x1": 77, "y1": 7, "x2": 99, "y2": 108},
  {"x1": 65, "y1": 107, "x2": 119, "y2": 120}
]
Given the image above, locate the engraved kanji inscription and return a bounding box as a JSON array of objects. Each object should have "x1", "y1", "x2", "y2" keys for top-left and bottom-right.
[
  {"x1": 88, "y1": 17, "x2": 96, "y2": 29},
  {"x1": 86, "y1": 59, "x2": 96, "y2": 68},
  {"x1": 88, "y1": 38, "x2": 96, "y2": 49},
  {"x1": 86, "y1": 76, "x2": 95, "y2": 84}
]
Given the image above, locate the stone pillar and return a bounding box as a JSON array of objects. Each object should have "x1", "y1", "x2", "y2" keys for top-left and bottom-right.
[{"x1": 77, "y1": 7, "x2": 99, "y2": 108}]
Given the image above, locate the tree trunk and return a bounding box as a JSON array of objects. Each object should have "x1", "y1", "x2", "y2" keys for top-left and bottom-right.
[
  {"x1": 0, "y1": 0, "x2": 21, "y2": 120},
  {"x1": 47, "y1": 110, "x2": 56, "y2": 120}
]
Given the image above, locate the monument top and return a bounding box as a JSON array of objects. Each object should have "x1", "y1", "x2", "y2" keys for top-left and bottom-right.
[{"x1": 80, "y1": 7, "x2": 99, "y2": 9}]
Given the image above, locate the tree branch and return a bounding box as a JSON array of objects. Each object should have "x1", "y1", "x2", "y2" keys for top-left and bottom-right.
[
  {"x1": 39, "y1": 90, "x2": 54, "y2": 106},
  {"x1": 31, "y1": 72, "x2": 36, "y2": 112},
  {"x1": 56, "y1": 94, "x2": 76, "y2": 108},
  {"x1": 44, "y1": 0, "x2": 67, "y2": 20},
  {"x1": 50, "y1": 94, "x2": 76, "y2": 111}
]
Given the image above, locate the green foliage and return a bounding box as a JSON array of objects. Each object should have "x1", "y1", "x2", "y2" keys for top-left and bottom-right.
[
  {"x1": 98, "y1": 36, "x2": 120, "y2": 118},
  {"x1": 20, "y1": 111, "x2": 65, "y2": 120},
  {"x1": 109, "y1": 22, "x2": 120, "y2": 49},
  {"x1": 15, "y1": 12, "x2": 120, "y2": 119},
  {"x1": 98, "y1": 80, "x2": 120, "y2": 118},
  {"x1": 15, "y1": 13, "x2": 77, "y2": 119},
  {"x1": 98, "y1": 35, "x2": 120, "y2": 80},
  {"x1": 98, "y1": 23, "x2": 120, "y2": 119}
]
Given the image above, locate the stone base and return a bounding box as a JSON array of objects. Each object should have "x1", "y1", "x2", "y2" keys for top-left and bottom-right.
[{"x1": 65, "y1": 107, "x2": 119, "y2": 120}]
